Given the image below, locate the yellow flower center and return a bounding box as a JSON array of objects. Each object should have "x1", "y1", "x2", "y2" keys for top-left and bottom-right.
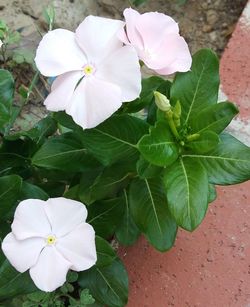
[
  {"x1": 46, "y1": 235, "x2": 57, "y2": 245},
  {"x1": 83, "y1": 64, "x2": 95, "y2": 76}
]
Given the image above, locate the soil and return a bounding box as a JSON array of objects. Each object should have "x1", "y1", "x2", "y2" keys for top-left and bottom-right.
[{"x1": 0, "y1": 0, "x2": 247, "y2": 130}]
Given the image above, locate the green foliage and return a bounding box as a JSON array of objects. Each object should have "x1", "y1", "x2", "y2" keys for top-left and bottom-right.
[
  {"x1": 0, "y1": 69, "x2": 15, "y2": 134},
  {"x1": 129, "y1": 177, "x2": 177, "y2": 251},
  {"x1": 1, "y1": 47, "x2": 250, "y2": 307}
]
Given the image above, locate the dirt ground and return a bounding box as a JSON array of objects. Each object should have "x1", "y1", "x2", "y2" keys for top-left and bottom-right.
[{"x1": 0, "y1": 0, "x2": 247, "y2": 130}]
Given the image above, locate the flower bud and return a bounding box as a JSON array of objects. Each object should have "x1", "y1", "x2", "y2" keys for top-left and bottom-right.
[{"x1": 154, "y1": 91, "x2": 171, "y2": 112}]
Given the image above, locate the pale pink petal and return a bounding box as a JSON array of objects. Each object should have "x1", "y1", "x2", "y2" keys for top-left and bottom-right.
[
  {"x1": 96, "y1": 46, "x2": 141, "y2": 101},
  {"x1": 44, "y1": 198, "x2": 87, "y2": 237},
  {"x1": 29, "y1": 246, "x2": 71, "y2": 292},
  {"x1": 2, "y1": 233, "x2": 45, "y2": 273},
  {"x1": 123, "y1": 8, "x2": 144, "y2": 50},
  {"x1": 35, "y1": 29, "x2": 86, "y2": 77},
  {"x1": 44, "y1": 71, "x2": 83, "y2": 111},
  {"x1": 152, "y1": 35, "x2": 192, "y2": 74},
  {"x1": 136, "y1": 12, "x2": 179, "y2": 51},
  {"x1": 66, "y1": 77, "x2": 122, "y2": 129},
  {"x1": 75, "y1": 16, "x2": 124, "y2": 63},
  {"x1": 56, "y1": 223, "x2": 96, "y2": 271},
  {"x1": 11, "y1": 199, "x2": 51, "y2": 240}
]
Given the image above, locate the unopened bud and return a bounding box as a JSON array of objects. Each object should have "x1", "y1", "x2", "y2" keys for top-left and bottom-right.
[{"x1": 154, "y1": 91, "x2": 171, "y2": 112}]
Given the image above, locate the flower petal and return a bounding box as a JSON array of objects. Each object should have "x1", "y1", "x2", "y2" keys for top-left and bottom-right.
[
  {"x1": 44, "y1": 71, "x2": 83, "y2": 111},
  {"x1": 97, "y1": 46, "x2": 141, "y2": 102},
  {"x1": 123, "y1": 8, "x2": 144, "y2": 50},
  {"x1": 75, "y1": 15, "x2": 124, "y2": 63},
  {"x1": 44, "y1": 198, "x2": 87, "y2": 237},
  {"x1": 29, "y1": 246, "x2": 71, "y2": 292},
  {"x1": 152, "y1": 35, "x2": 192, "y2": 74},
  {"x1": 136, "y1": 12, "x2": 179, "y2": 51},
  {"x1": 1, "y1": 233, "x2": 45, "y2": 273},
  {"x1": 66, "y1": 76, "x2": 122, "y2": 129},
  {"x1": 56, "y1": 223, "x2": 96, "y2": 271},
  {"x1": 35, "y1": 29, "x2": 86, "y2": 77},
  {"x1": 11, "y1": 199, "x2": 51, "y2": 240}
]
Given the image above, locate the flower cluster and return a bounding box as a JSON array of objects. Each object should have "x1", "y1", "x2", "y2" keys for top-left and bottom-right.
[
  {"x1": 1, "y1": 8, "x2": 192, "y2": 294},
  {"x1": 35, "y1": 8, "x2": 191, "y2": 130}
]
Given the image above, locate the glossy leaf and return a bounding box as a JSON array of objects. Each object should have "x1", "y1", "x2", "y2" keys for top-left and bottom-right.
[
  {"x1": 129, "y1": 177, "x2": 177, "y2": 251},
  {"x1": 0, "y1": 260, "x2": 37, "y2": 301},
  {"x1": 185, "y1": 131, "x2": 220, "y2": 154},
  {"x1": 95, "y1": 236, "x2": 117, "y2": 267},
  {"x1": 87, "y1": 163, "x2": 134, "y2": 204},
  {"x1": 115, "y1": 189, "x2": 140, "y2": 246},
  {"x1": 208, "y1": 184, "x2": 217, "y2": 203},
  {"x1": 138, "y1": 121, "x2": 179, "y2": 166},
  {"x1": 0, "y1": 175, "x2": 22, "y2": 218},
  {"x1": 163, "y1": 157, "x2": 209, "y2": 231},
  {"x1": 0, "y1": 69, "x2": 14, "y2": 134},
  {"x1": 79, "y1": 115, "x2": 148, "y2": 165},
  {"x1": 189, "y1": 101, "x2": 239, "y2": 134},
  {"x1": 19, "y1": 182, "x2": 49, "y2": 201},
  {"x1": 78, "y1": 259, "x2": 128, "y2": 307},
  {"x1": 171, "y1": 49, "x2": 219, "y2": 125},
  {"x1": 32, "y1": 132, "x2": 100, "y2": 171},
  {"x1": 87, "y1": 197, "x2": 125, "y2": 239},
  {"x1": 136, "y1": 155, "x2": 162, "y2": 179},
  {"x1": 183, "y1": 133, "x2": 250, "y2": 185}
]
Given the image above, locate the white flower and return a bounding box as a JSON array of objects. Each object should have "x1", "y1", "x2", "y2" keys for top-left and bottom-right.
[
  {"x1": 1, "y1": 198, "x2": 97, "y2": 292},
  {"x1": 0, "y1": 40, "x2": 3, "y2": 48},
  {"x1": 35, "y1": 16, "x2": 141, "y2": 129}
]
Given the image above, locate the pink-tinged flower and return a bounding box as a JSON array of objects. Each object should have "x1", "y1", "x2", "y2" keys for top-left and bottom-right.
[
  {"x1": 35, "y1": 16, "x2": 141, "y2": 129},
  {"x1": 120, "y1": 8, "x2": 192, "y2": 75},
  {"x1": 1, "y1": 198, "x2": 97, "y2": 292}
]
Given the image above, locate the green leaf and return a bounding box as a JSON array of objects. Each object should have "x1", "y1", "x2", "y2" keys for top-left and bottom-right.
[
  {"x1": 183, "y1": 133, "x2": 250, "y2": 185},
  {"x1": 95, "y1": 236, "x2": 117, "y2": 267},
  {"x1": 0, "y1": 260, "x2": 37, "y2": 301},
  {"x1": 78, "y1": 259, "x2": 128, "y2": 307},
  {"x1": 208, "y1": 184, "x2": 217, "y2": 203},
  {"x1": 138, "y1": 121, "x2": 179, "y2": 166},
  {"x1": 189, "y1": 101, "x2": 239, "y2": 134},
  {"x1": 185, "y1": 131, "x2": 220, "y2": 154},
  {"x1": 115, "y1": 189, "x2": 140, "y2": 246},
  {"x1": 87, "y1": 163, "x2": 134, "y2": 204},
  {"x1": 0, "y1": 175, "x2": 22, "y2": 218},
  {"x1": 19, "y1": 182, "x2": 49, "y2": 201},
  {"x1": 6, "y1": 116, "x2": 57, "y2": 145},
  {"x1": 136, "y1": 156, "x2": 162, "y2": 179},
  {"x1": 170, "y1": 49, "x2": 219, "y2": 125},
  {"x1": 87, "y1": 197, "x2": 125, "y2": 239},
  {"x1": 121, "y1": 76, "x2": 169, "y2": 113},
  {"x1": 32, "y1": 132, "x2": 100, "y2": 171},
  {"x1": 163, "y1": 157, "x2": 209, "y2": 231},
  {"x1": 53, "y1": 111, "x2": 82, "y2": 131},
  {"x1": 0, "y1": 153, "x2": 28, "y2": 177},
  {"x1": 79, "y1": 115, "x2": 148, "y2": 165},
  {"x1": 129, "y1": 177, "x2": 177, "y2": 251},
  {"x1": 0, "y1": 69, "x2": 14, "y2": 134}
]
